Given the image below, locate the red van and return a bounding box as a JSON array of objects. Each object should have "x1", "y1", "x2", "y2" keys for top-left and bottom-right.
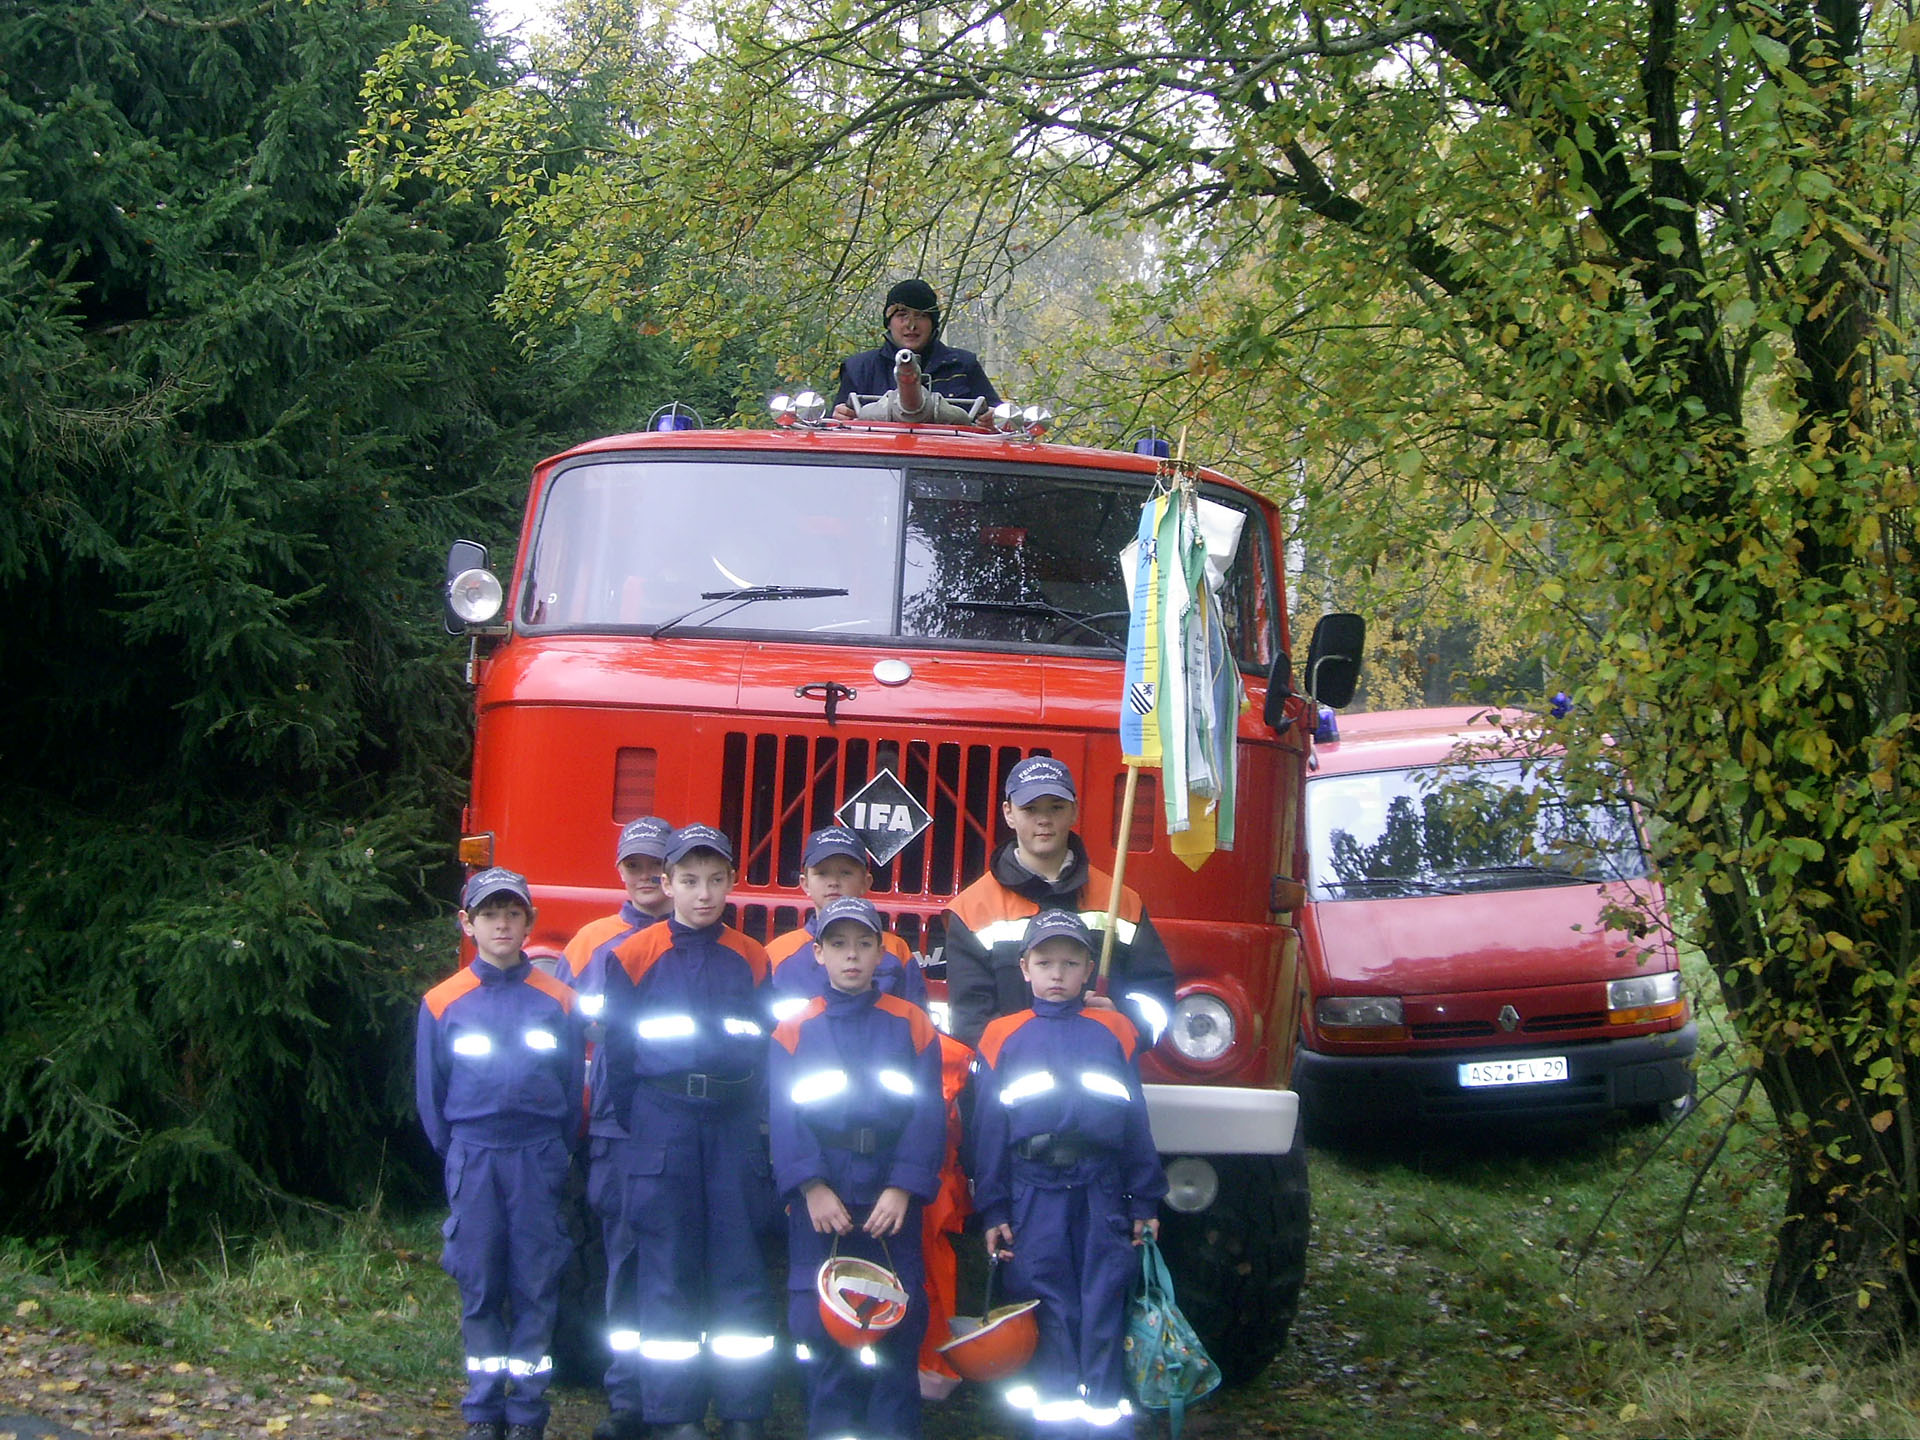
[{"x1": 1292, "y1": 707, "x2": 1696, "y2": 1132}]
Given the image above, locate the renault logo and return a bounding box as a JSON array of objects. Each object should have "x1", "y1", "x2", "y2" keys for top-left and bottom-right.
[{"x1": 1498, "y1": 1005, "x2": 1521, "y2": 1032}]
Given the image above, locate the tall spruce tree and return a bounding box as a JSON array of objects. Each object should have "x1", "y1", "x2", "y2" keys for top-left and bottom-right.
[{"x1": 0, "y1": 0, "x2": 710, "y2": 1229}]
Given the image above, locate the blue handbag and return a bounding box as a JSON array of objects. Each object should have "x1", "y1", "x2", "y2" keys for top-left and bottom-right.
[{"x1": 1123, "y1": 1236, "x2": 1220, "y2": 1435}]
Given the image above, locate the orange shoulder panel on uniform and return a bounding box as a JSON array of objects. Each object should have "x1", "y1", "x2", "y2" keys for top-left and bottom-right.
[
  {"x1": 612, "y1": 923, "x2": 675, "y2": 986},
  {"x1": 948, "y1": 875, "x2": 1041, "y2": 932},
  {"x1": 765, "y1": 927, "x2": 812, "y2": 965},
  {"x1": 1078, "y1": 865, "x2": 1143, "y2": 923},
  {"x1": 719, "y1": 927, "x2": 771, "y2": 984},
  {"x1": 525, "y1": 967, "x2": 577, "y2": 1012},
  {"x1": 975, "y1": 1010, "x2": 1036, "y2": 1070},
  {"x1": 563, "y1": 913, "x2": 631, "y2": 974},
  {"x1": 423, "y1": 967, "x2": 482, "y2": 1021},
  {"x1": 883, "y1": 931, "x2": 916, "y2": 963},
  {"x1": 772, "y1": 995, "x2": 829, "y2": 1053},
  {"x1": 874, "y1": 993, "x2": 937, "y2": 1052},
  {"x1": 1080, "y1": 1006, "x2": 1140, "y2": 1061}
]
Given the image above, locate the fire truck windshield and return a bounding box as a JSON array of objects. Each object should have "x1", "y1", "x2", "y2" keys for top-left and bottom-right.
[{"x1": 518, "y1": 454, "x2": 1277, "y2": 664}]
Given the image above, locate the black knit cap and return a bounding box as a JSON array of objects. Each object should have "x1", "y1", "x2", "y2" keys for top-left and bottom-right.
[{"x1": 882, "y1": 278, "x2": 941, "y2": 338}]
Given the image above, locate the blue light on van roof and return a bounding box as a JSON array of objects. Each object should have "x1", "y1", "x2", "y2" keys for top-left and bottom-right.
[
  {"x1": 1314, "y1": 705, "x2": 1339, "y2": 743},
  {"x1": 649, "y1": 403, "x2": 702, "y2": 431},
  {"x1": 1550, "y1": 691, "x2": 1572, "y2": 718}
]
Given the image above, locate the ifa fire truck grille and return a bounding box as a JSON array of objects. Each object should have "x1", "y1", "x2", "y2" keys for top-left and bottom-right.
[{"x1": 719, "y1": 729, "x2": 1037, "y2": 901}]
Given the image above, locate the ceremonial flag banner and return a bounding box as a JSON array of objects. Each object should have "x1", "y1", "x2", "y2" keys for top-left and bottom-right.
[{"x1": 1119, "y1": 478, "x2": 1248, "y2": 871}]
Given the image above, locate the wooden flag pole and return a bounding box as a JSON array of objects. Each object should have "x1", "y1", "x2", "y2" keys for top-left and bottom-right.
[{"x1": 1103, "y1": 426, "x2": 1189, "y2": 984}]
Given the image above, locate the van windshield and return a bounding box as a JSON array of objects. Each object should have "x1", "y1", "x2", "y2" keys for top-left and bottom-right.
[
  {"x1": 517, "y1": 454, "x2": 1277, "y2": 665},
  {"x1": 1306, "y1": 760, "x2": 1649, "y2": 901}
]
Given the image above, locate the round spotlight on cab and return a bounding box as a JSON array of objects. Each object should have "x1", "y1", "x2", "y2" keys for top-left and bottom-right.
[
  {"x1": 447, "y1": 567, "x2": 504, "y2": 626},
  {"x1": 1162, "y1": 1156, "x2": 1219, "y2": 1214}
]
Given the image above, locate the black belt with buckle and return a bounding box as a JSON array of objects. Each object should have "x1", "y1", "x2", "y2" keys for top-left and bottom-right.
[
  {"x1": 813, "y1": 1125, "x2": 891, "y2": 1156},
  {"x1": 645, "y1": 1070, "x2": 755, "y2": 1101},
  {"x1": 1014, "y1": 1132, "x2": 1107, "y2": 1166}
]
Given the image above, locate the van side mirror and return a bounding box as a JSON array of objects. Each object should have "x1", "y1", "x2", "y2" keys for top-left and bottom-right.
[
  {"x1": 444, "y1": 539, "x2": 492, "y2": 635},
  {"x1": 1263, "y1": 652, "x2": 1295, "y2": 730},
  {"x1": 1304, "y1": 613, "x2": 1366, "y2": 709}
]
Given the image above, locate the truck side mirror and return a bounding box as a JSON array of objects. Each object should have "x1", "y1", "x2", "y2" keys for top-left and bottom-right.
[
  {"x1": 444, "y1": 539, "x2": 493, "y2": 635},
  {"x1": 1263, "y1": 651, "x2": 1295, "y2": 731},
  {"x1": 1304, "y1": 613, "x2": 1366, "y2": 709}
]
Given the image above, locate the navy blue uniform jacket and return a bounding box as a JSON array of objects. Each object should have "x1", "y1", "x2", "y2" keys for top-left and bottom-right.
[
  {"x1": 833, "y1": 339, "x2": 999, "y2": 411},
  {"x1": 769, "y1": 986, "x2": 947, "y2": 1207},
  {"x1": 416, "y1": 955, "x2": 585, "y2": 1155}
]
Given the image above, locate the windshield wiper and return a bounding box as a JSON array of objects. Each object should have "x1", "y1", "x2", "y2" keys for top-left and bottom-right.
[
  {"x1": 653, "y1": 584, "x2": 849, "y2": 638},
  {"x1": 1441, "y1": 863, "x2": 1586, "y2": 887},
  {"x1": 950, "y1": 599, "x2": 1127, "y2": 654},
  {"x1": 1326, "y1": 875, "x2": 1463, "y2": 896}
]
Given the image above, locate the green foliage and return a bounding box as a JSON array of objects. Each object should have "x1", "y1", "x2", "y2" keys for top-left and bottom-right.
[{"x1": 0, "y1": 0, "x2": 728, "y2": 1230}]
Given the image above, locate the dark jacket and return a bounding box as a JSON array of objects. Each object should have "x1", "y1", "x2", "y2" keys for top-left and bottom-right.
[
  {"x1": 943, "y1": 834, "x2": 1176, "y2": 1048},
  {"x1": 833, "y1": 338, "x2": 999, "y2": 410}
]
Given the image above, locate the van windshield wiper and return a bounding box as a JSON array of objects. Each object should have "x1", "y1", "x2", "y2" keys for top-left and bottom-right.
[
  {"x1": 653, "y1": 585, "x2": 849, "y2": 637},
  {"x1": 1442, "y1": 863, "x2": 1587, "y2": 888},
  {"x1": 1325, "y1": 875, "x2": 1463, "y2": 896},
  {"x1": 949, "y1": 599, "x2": 1127, "y2": 654}
]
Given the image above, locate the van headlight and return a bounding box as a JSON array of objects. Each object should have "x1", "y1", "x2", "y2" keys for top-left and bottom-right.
[
  {"x1": 1315, "y1": 996, "x2": 1404, "y2": 1028},
  {"x1": 1608, "y1": 971, "x2": 1681, "y2": 1010},
  {"x1": 1168, "y1": 993, "x2": 1234, "y2": 1063}
]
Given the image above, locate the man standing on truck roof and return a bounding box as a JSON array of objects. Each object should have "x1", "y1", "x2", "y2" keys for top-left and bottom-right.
[
  {"x1": 944, "y1": 757, "x2": 1177, "y2": 1050},
  {"x1": 831, "y1": 278, "x2": 1000, "y2": 420}
]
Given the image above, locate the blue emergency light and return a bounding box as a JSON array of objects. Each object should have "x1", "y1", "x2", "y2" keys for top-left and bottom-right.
[
  {"x1": 1314, "y1": 705, "x2": 1339, "y2": 743},
  {"x1": 649, "y1": 404, "x2": 702, "y2": 432}
]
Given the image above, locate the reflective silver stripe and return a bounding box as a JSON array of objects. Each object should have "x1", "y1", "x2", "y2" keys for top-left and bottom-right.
[
  {"x1": 1004, "y1": 1383, "x2": 1039, "y2": 1410},
  {"x1": 577, "y1": 993, "x2": 606, "y2": 1018},
  {"x1": 1000, "y1": 1070, "x2": 1056, "y2": 1105},
  {"x1": 466, "y1": 1354, "x2": 510, "y2": 1373},
  {"x1": 709, "y1": 1333, "x2": 777, "y2": 1360},
  {"x1": 723, "y1": 1017, "x2": 764, "y2": 1038},
  {"x1": 608, "y1": 1329, "x2": 641, "y2": 1351},
  {"x1": 506, "y1": 1354, "x2": 553, "y2": 1376},
  {"x1": 1034, "y1": 1398, "x2": 1082, "y2": 1422},
  {"x1": 1080, "y1": 911, "x2": 1138, "y2": 945},
  {"x1": 857, "y1": 1345, "x2": 878, "y2": 1368},
  {"x1": 1082, "y1": 1398, "x2": 1134, "y2": 1426},
  {"x1": 637, "y1": 1014, "x2": 697, "y2": 1040},
  {"x1": 790, "y1": 1069, "x2": 850, "y2": 1105},
  {"x1": 638, "y1": 1338, "x2": 702, "y2": 1361},
  {"x1": 770, "y1": 996, "x2": 809, "y2": 1023},
  {"x1": 793, "y1": 1342, "x2": 814, "y2": 1362},
  {"x1": 523, "y1": 1028, "x2": 558, "y2": 1051},
  {"x1": 876, "y1": 1069, "x2": 915, "y2": 1096},
  {"x1": 451, "y1": 1033, "x2": 494, "y2": 1057},
  {"x1": 1079, "y1": 1069, "x2": 1132, "y2": 1102},
  {"x1": 1124, "y1": 991, "x2": 1169, "y2": 1042}
]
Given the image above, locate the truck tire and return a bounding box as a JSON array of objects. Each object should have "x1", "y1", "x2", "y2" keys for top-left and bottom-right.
[{"x1": 1154, "y1": 1147, "x2": 1310, "y2": 1385}]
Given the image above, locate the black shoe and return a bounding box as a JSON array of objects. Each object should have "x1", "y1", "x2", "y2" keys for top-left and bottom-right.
[
  {"x1": 463, "y1": 1425, "x2": 504, "y2": 1440},
  {"x1": 592, "y1": 1414, "x2": 648, "y2": 1440},
  {"x1": 720, "y1": 1423, "x2": 766, "y2": 1440},
  {"x1": 504, "y1": 1427, "x2": 545, "y2": 1440}
]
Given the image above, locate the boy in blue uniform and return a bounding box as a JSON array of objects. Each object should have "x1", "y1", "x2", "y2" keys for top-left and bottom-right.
[
  {"x1": 972, "y1": 910, "x2": 1167, "y2": 1439},
  {"x1": 598, "y1": 825, "x2": 777, "y2": 1440},
  {"x1": 554, "y1": 815, "x2": 674, "y2": 1440},
  {"x1": 417, "y1": 868, "x2": 585, "y2": 1440},
  {"x1": 767, "y1": 825, "x2": 927, "y2": 1023},
  {"x1": 769, "y1": 896, "x2": 947, "y2": 1439}
]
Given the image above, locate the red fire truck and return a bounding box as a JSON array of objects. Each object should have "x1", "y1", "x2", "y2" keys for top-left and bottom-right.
[{"x1": 442, "y1": 412, "x2": 1363, "y2": 1380}]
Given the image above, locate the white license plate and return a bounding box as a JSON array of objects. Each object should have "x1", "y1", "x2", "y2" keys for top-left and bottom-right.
[{"x1": 1458, "y1": 1056, "x2": 1570, "y2": 1088}]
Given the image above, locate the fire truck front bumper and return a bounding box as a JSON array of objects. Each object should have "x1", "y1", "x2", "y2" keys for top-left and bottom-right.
[{"x1": 1141, "y1": 1084, "x2": 1299, "y2": 1157}]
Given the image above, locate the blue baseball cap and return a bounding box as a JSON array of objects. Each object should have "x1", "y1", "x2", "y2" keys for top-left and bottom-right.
[
  {"x1": 1022, "y1": 908, "x2": 1094, "y2": 955},
  {"x1": 617, "y1": 816, "x2": 672, "y2": 862},
  {"x1": 462, "y1": 867, "x2": 532, "y2": 912},
  {"x1": 816, "y1": 895, "x2": 885, "y2": 936},
  {"x1": 1005, "y1": 756, "x2": 1076, "y2": 806},
  {"x1": 803, "y1": 825, "x2": 870, "y2": 870},
  {"x1": 664, "y1": 824, "x2": 735, "y2": 866}
]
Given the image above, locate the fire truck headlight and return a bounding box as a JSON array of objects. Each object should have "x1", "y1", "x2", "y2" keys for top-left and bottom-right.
[
  {"x1": 1168, "y1": 993, "x2": 1234, "y2": 1063},
  {"x1": 1163, "y1": 1156, "x2": 1220, "y2": 1214},
  {"x1": 448, "y1": 568, "x2": 504, "y2": 626}
]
